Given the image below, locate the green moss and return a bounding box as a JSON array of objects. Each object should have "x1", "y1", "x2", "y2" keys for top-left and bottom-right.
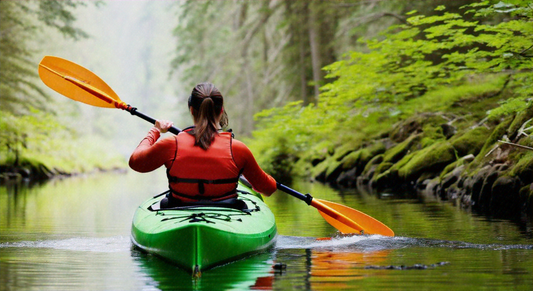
[
  {"x1": 420, "y1": 123, "x2": 445, "y2": 147},
  {"x1": 389, "y1": 113, "x2": 448, "y2": 143},
  {"x1": 470, "y1": 117, "x2": 513, "y2": 168},
  {"x1": 509, "y1": 151, "x2": 533, "y2": 178},
  {"x1": 398, "y1": 141, "x2": 457, "y2": 181},
  {"x1": 374, "y1": 162, "x2": 393, "y2": 177},
  {"x1": 450, "y1": 126, "x2": 491, "y2": 157},
  {"x1": 332, "y1": 143, "x2": 356, "y2": 161},
  {"x1": 383, "y1": 151, "x2": 417, "y2": 181},
  {"x1": 335, "y1": 141, "x2": 385, "y2": 170},
  {"x1": 311, "y1": 157, "x2": 332, "y2": 178},
  {"x1": 293, "y1": 140, "x2": 334, "y2": 177},
  {"x1": 383, "y1": 134, "x2": 421, "y2": 163},
  {"x1": 340, "y1": 150, "x2": 365, "y2": 169},
  {"x1": 325, "y1": 160, "x2": 343, "y2": 178},
  {"x1": 507, "y1": 107, "x2": 533, "y2": 140},
  {"x1": 440, "y1": 160, "x2": 460, "y2": 180},
  {"x1": 362, "y1": 154, "x2": 384, "y2": 176}
]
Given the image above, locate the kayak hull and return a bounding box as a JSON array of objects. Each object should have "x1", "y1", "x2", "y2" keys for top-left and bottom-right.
[{"x1": 131, "y1": 183, "x2": 277, "y2": 273}]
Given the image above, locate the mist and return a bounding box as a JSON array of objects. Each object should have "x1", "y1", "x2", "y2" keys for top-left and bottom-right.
[{"x1": 37, "y1": 0, "x2": 186, "y2": 157}]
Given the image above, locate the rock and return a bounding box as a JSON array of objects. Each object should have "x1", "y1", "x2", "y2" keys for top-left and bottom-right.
[
  {"x1": 519, "y1": 184, "x2": 533, "y2": 219},
  {"x1": 461, "y1": 190, "x2": 472, "y2": 208},
  {"x1": 477, "y1": 167, "x2": 500, "y2": 212},
  {"x1": 371, "y1": 168, "x2": 401, "y2": 192},
  {"x1": 325, "y1": 161, "x2": 344, "y2": 183},
  {"x1": 337, "y1": 168, "x2": 357, "y2": 188},
  {"x1": 441, "y1": 165, "x2": 465, "y2": 190},
  {"x1": 507, "y1": 109, "x2": 533, "y2": 141},
  {"x1": 423, "y1": 178, "x2": 440, "y2": 195},
  {"x1": 490, "y1": 176, "x2": 521, "y2": 218},
  {"x1": 470, "y1": 166, "x2": 492, "y2": 207},
  {"x1": 357, "y1": 154, "x2": 384, "y2": 186},
  {"x1": 445, "y1": 184, "x2": 465, "y2": 205}
]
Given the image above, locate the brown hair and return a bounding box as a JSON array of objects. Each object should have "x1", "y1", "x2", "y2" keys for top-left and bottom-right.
[{"x1": 189, "y1": 83, "x2": 228, "y2": 150}]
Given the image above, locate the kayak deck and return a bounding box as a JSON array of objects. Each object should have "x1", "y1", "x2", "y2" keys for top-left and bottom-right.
[{"x1": 131, "y1": 184, "x2": 277, "y2": 274}]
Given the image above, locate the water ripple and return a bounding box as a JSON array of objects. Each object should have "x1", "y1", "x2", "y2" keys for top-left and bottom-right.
[
  {"x1": 0, "y1": 236, "x2": 131, "y2": 253},
  {"x1": 276, "y1": 235, "x2": 533, "y2": 251}
]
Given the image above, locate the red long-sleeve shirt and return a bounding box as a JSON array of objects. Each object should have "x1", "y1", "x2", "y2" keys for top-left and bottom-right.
[{"x1": 129, "y1": 128, "x2": 277, "y2": 196}]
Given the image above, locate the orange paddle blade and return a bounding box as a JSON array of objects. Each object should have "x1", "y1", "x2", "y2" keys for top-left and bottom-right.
[
  {"x1": 313, "y1": 199, "x2": 394, "y2": 237},
  {"x1": 38, "y1": 56, "x2": 125, "y2": 109}
]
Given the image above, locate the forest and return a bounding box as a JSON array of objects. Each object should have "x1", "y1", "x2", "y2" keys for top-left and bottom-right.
[{"x1": 1, "y1": 0, "x2": 532, "y2": 219}]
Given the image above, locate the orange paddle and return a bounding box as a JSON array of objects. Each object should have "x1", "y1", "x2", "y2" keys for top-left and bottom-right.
[
  {"x1": 277, "y1": 183, "x2": 394, "y2": 236},
  {"x1": 38, "y1": 56, "x2": 394, "y2": 237}
]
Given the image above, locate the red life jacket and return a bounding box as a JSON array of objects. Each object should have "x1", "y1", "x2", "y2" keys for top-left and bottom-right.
[{"x1": 166, "y1": 131, "x2": 241, "y2": 202}]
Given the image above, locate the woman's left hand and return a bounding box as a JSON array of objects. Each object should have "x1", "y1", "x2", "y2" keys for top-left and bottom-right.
[{"x1": 155, "y1": 120, "x2": 174, "y2": 133}]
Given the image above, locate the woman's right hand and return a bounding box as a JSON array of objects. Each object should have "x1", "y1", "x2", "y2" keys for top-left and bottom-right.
[{"x1": 155, "y1": 120, "x2": 174, "y2": 133}]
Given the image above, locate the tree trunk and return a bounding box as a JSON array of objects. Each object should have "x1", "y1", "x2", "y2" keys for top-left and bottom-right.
[{"x1": 308, "y1": 0, "x2": 321, "y2": 102}]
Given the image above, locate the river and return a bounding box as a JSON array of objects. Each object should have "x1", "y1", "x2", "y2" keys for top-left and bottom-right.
[{"x1": 1, "y1": 170, "x2": 531, "y2": 290}]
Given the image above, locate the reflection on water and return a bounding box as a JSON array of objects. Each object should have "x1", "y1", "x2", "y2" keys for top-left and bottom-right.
[
  {"x1": 1, "y1": 171, "x2": 532, "y2": 290},
  {"x1": 132, "y1": 250, "x2": 277, "y2": 291}
]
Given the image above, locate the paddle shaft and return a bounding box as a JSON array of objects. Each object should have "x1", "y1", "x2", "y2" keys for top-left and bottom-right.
[
  {"x1": 276, "y1": 183, "x2": 312, "y2": 205},
  {"x1": 276, "y1": 182, "x2": 364, "y2": 234},
  {"x1": 126, "y1": 107, "x2": 181, "y2": 135}
]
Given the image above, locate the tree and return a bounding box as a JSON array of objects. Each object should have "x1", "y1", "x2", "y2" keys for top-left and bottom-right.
[
  {"x1": 0, "y1": 0, "x2": 93, "y2": 176},
  {"x1": 171, "y1": 0, "x2": 457, "y2": 136},
  {"x1": 0, "y1": 0, "x2": 89, "y2": 114},
  {"x1": 249, "y1": 0, "x2": 532, "y2": 177}
]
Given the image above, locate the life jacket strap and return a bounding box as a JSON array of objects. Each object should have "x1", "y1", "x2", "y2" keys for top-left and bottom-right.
[
  {"x1": 167, "y1": 174, "x2": 240, "y2": 194},
  {"x1": 168, "y1": 188, "x2": 238, "y2": 202}
]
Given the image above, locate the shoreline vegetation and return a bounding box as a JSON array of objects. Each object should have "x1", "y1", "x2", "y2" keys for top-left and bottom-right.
[{"x1": 247, "y1": 2, "x2": 533, "y2": 224}]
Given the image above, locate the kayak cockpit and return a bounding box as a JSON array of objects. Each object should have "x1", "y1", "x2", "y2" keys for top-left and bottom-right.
[{"x1": 147, "y1": 190, "x2": 260, "y2": 213}]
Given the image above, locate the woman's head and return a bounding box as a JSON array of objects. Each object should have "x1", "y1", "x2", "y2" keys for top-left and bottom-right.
[{"x1": 189, "y1": 83, "x2": 228, "y2": 149}]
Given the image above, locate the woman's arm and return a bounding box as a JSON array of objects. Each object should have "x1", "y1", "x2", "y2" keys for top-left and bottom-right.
[
  {"x1": 232, "y1": 140, "x2": 277, "y2": 196},
  {"x1": 129, "y1": 127, "x2": 176, "y2": 172}
]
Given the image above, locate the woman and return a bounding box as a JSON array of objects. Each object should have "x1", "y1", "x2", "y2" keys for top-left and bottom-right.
[{"x1": 129, "y1": 82, "x2": 277, "y2": 207}]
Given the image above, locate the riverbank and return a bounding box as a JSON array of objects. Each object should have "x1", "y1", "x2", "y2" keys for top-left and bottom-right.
[
  {"x1": 307, "y1": 108, "x2": 533, "y2": 223},
  {"x1": 0, "y1": 148, "x2": 127, "y2": 184},
  {"x1": 0, "y1": 162, "x2": 127, "y2": 185}
]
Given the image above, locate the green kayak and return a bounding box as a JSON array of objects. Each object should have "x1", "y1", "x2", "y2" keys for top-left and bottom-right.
[{"x1": 131, "y1": 182, "x2": 277, "y2": 275}]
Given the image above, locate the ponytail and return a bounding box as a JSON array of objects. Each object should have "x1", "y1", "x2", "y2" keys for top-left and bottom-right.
[
  {"x1": 194, "y1": 97, "x2": 218, "y2": 150},
  {"x1": 189, "y1": 83, "x2": 227, "y2": 150}
]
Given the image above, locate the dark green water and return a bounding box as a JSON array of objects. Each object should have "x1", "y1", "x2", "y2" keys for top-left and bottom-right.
[{"x1": 1, "y1": 170, "x2": 532, "y2": 290}]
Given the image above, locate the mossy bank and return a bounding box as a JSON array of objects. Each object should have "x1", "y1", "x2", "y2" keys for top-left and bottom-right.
[{"x1": 300, "y1": 107, "x2": 533, "y2": 222}]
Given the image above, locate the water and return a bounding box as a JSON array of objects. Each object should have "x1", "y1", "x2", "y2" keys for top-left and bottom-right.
[{"x1": 1, "y1": 170, "x2": 532, "y2": 290}]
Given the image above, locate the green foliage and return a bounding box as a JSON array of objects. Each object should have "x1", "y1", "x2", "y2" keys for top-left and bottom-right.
[
  {"x1": 0, "y1": 0, "x2": 89, "y2": 114},
  {"x1": 0, "y1": 1, "x2": 120, "y2": 177},
  {"x1": 246, "y1": 101, "x2": 336, "y2": 177},
  {"x1": 0, "y1": 110, "x2": 56, "y2": 166},
  {"x1": 0, "y1": 110, "x2": 124, "y2": 174},
  {"x1": 249, "y1": 1, "x2": 532, "y2": 175}
]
